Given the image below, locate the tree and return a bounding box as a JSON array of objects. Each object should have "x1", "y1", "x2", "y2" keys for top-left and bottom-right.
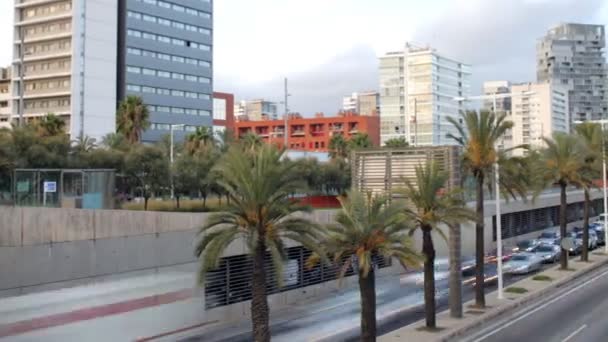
[
  {"x1": 447, "y1": 110, "x2": 515, "y2": 308},
  {"x1": 173, "y1": 149, "x2": 219, "y2": 208},
  {"x1": 314, "y1": 191, "x2": 421, "y2": 341},
  {"x1": 384, "y1": 137, "x2": 409, "y2": 148},
  {"x1": 11, "y1": 124, "x2": 70, "y2": 168},
  {"x1": 101, "y1": 132, "x2": 129, "y2": 151},
  {"x1": 321, "y1": 159, "x2": 351, "y2": 195},
  {"x1": 185, "y1": 127, "x2": 215, "y2": 154},
  {"x1": 124, "y1": 145, "x2": 169, "y2": 210},
  {"x1": 34, "y1": 113, "x2": 66, "y2": 137},
  {"x1": 195, "y1": 145, "x2": 325, "y2": 342},
  {"x1": 574, "y1": 123, "x2": 602, "y2": 262},
  {"x1": 116, "y1": 95, "x2": 150, "y2": 144},
  {"x1": 536, "y1": 133, "x2": 589, "y2": 269},
  {"x1": 349, "y1": 133, "x2": 373, "y2": 150},
  {"x1": 217, "y1": 128, "x2": 235, "y2": 152},
  {"x1": 240, "y1": 131, "x2": 263, "y2": 152},
  {"x1": 329, "y1": 134, "x2": 349, "y2": 160},
  {"x1": 399, "y1": 162, "x2": 474, "y2": 327}
]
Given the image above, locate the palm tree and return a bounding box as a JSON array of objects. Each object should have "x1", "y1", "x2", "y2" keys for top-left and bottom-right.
[
  {"x1": 195, "y1": 145, "x2": 325, "y2": 342},
  {"x1": 185, "y1": 127, "x2": 214, "y2": 154},
  {"x1": 240, "y1": 131, "x2": 263, "y2": 152},
  {"x1": 329, "y1": 134, "x2": 349, "y2": 160},
  {"x1": 446, "y1": 110, "x2": 513, "y2": 308},
  {"x1": 349, "y1": 133, "x2": 373, "y2": 150},
  {"x1": 313, "y1": 191, "x2": 422, "y2": 341},
  {"x1": 384, "y1": 137, "x2": 409, "y2": 148},
  {"x1": 71, "y1": 136, "x2": 97, "y2": 153},
  {"x1": 116, "y1": 95, "x2": 150, "y2": 144},
  {"x1": 35, "y1": 113, "x2": 66, "y2": 137},
  {"x1": 399, "y1": 162, "x2": 474, "y2": 328},
  {"x1": 101, "y1": 132, "x2": 129, "y2": 151},
  {"x1": 536, "y1": 133, "x2": 589, "y2": 269}
]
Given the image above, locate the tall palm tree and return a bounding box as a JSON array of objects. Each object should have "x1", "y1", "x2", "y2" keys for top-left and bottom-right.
[
  {"x1": 195, "y1": 145, "x2": 325, "y2": 342},
  {"x1": 185, "y1": 127, "x2": 215, "y2": 154},
  {"x1": 35, "y1": 113, "x2": 66, "y2": 137},
  {"x1": 536, "y1": 133, "x2": 589, "y2": 269},
  {"x1": 313, "y1": 191, "x2": 422, "y2": 341},
  {"x1": 240, "y1": 131, "x2": 263, "y2": 152},
  {"x1": 329, "y1": 134, "x2": 349, "y2": 160},
  {"x1": 116, "y1": 95, "x2": 150, "y2": 144},
  {"x1": 446, "y1": 110, "x2": 513, "y2": 308},
  {"x1": 400, "y1": 162, "x2": 475, "y2": 328},
  {"x1": 574, "y1": 123, "x2": 602, "y2": 261}
]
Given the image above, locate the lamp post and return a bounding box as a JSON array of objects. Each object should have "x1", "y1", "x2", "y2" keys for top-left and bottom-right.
[
  {"x1": 574, "y1": 119, "x2": 608, "y2": 253},
  {"x1": 453, "y1": 90, "x2": 534, "y2": 300},
  {"x1": 169, "y1": 124, "x2": 185, "y2": 199}
]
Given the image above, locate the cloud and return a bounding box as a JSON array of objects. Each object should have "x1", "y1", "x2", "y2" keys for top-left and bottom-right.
[
  {"x1": 413, "y1": 0, "x2": 607, "y2": 92},
  {"x1": 215, "y1": 45, "x2": 379, "y2": 116}
]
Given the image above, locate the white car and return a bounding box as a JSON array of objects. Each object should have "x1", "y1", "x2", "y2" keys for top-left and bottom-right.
[{"x1": 503, "y1": 253, "x2": 543, "y2": 275}]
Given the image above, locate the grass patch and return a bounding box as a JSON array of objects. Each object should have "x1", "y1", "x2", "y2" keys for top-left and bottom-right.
[
  {"x1": 415, "y1": 326, "x2": 446, "y2": 333},
  {"x1": 505, "y1": 287, "x2": 528, "y2": 294},
  {"x1": 121, "y1": 198, "x2": 225, "y2": 212},
  {"x1": 532, "y1": 275, "x2": 553, "y2": 282},
  {"x1": 557, "y1": 267, "x2": 577, "y2": 272}
]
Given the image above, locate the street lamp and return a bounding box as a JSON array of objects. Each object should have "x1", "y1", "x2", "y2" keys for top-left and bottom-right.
[
  {"x1": 169, "y1": 124, "x2": 185, "y2": 199},
  {"x1": 453, "y1": 90, "x2": 535, "y2": 300},
  {"x1": 573, "y1": 119, "x2": 608, "y2": 254}
]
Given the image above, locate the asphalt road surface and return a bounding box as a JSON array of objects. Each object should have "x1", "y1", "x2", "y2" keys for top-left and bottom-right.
[
  {"x1": 183, "y1": 263, "x2": 548, "y2": 342},
  {"x1": 461, "y1": 264, "x2": 608, "y2": 342}
]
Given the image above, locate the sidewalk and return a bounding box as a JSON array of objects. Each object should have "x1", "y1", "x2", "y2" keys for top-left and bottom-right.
[{"x1": 379, "y1": 252, "x2": 608, "y2": 342}]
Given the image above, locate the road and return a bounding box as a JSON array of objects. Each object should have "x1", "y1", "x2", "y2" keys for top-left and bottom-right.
[
  {"x1": 184, "y1": 264, "x2": 544, "y2": 342},
  {"x1": 461, "y1": 265, "x2": 608, "y2": 342}
]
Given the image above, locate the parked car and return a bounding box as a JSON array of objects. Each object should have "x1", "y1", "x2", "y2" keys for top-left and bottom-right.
[
  {"x1": 589, "y1": 223, "x2": 606, "y2": 245},
  {"x1": 538, "y1": 231, "x2": 560, "y2": 245},
  {"x1": 563, "y1": 232, "x2": 583, "y2": 255},
  {"x1": 575, "y1": 231, "x2": 598, "y2": 250},
  {"x1": 532, "y1": 244, "x2": 561, "y2": 263},
  {"x1": 503, "y1": 253, "x2": 543, "y2": 275},
  {"x1": 513, "y1": 239, "x2": 541, "y2": 253},
  {"x1": 486, "y1": 246, "x2": 514, "y2": 263}
]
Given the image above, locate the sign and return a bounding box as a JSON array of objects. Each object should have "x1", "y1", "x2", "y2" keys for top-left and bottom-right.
[
  {"x1": 16, "y1": 181, "x2": 29, "y2": 192},
  {"x1": 43, "y1": 181, "x2": 57, "y2": 193},
  {"x1": 561, "y1": 237, "x2": 575, "y2": 252}
]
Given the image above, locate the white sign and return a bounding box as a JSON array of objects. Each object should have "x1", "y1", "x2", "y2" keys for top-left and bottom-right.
[{"x1": 43, "y1": 181, "x2": 57, "y2": 193}]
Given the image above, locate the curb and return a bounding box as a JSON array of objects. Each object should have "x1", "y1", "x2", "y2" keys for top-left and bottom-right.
[{"x1": 439, "y1": 255, "x2": 608, "y2": 341}]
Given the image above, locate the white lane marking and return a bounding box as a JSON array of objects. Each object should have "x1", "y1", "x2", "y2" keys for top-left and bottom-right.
[
  {"x1": 562, "y1": 324, "x2": 587, "y2": 342},
  {"x1": 473, "y1": 268, "x2": 608, "y2": 342}
]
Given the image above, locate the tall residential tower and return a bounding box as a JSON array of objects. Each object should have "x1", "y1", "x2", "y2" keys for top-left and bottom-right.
[
  {"x1": 537, "y1": 23, "x2": 607, "y2": 122},
  {"x1": 379, "y1": 43, "x2": 470, "y2": 146},
  {"x1": 12, "y1": 0, "x2": 118, "y2": 140}
]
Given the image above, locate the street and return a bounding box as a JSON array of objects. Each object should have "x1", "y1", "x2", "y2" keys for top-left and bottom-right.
[{"x1": 462, "y1": 264, "x2": 608, "y2": 342}]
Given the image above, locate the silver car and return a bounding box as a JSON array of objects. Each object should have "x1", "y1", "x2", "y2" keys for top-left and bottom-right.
[
  {"x1": 503, "y1": 253, "x2": 543, "y2": 275},
  {"x1": 532, "y1": 244, "x2": 560, "y2": 263},
  {"x1": 538, "y1": 231, "x2": 560, "y2": 246}
]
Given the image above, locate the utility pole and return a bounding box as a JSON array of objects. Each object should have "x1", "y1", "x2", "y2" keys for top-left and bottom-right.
[
  {"x1": 284, "y1": 78, "x2": 289, "y2": 148},
  {"x1": 414, "y1": 98, "x2": 418, "y2": 147}
]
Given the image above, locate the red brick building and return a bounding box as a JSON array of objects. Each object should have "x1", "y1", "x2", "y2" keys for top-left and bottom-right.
[
  {"x1": 212, "y1": 92, "x2": 235, "y2": 131},
  {"x1": 234, "y1": 112, "x2": 380, "y2": 151}
]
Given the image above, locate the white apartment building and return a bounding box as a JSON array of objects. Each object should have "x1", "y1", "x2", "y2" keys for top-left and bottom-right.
[
  {"x1": 379, "y1": 43, "x2": 471, "y2": 146},
  {"x1": 12, "y1": 0, "x2": 117, "y2": 140},
  {"x1": 342, "y1": 91, "x2": 379, "y2": 116},
  {"x1": 234, "y1": 99, "x2": 277, "y2": 121},
  {"x1": 0, "y1": 67, "x2": 11, "y2": 129},
  {"x1": 510, "y1": 81, "x2": 570, "y2": 155}
]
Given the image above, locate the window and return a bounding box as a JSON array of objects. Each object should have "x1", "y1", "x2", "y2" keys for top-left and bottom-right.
[
  {"x1": 158, "y1": 36, "x2": 171, "y2": 44},
  {"x1": 157, "y1": 106, "x2": 170, "y2": 112},
  {"x1": 173, "y1": 22, "x2": 184, "y2": 30},
  {"x1": 172, "y1": 73, "x2": 184, "y2": 80},
  {"x1": 186, "y1": 58, "x2": 198, "y2": 65},
  {"x1": 158, "y1": 18, "x2": 171, "y2": 26},
  {"x1": 158, "y1": 71, "x2": 170, "y2": 78},
  {"x1": 127, "y1": 47, "x2": 141, "y2": 55},
  {"x1": 172, "y1": 90, "x2": 184, "y2": 97},
  {"x1": 158, "y1": 53, "x2": 170, "y2": 61},
  {"x1": 127, "y1": 66, "x2": 141, "y2": 74},
  {"x1": 199, "y1": 94, "x2": 210, "y2": 100},
  {"x1": 172, "y1": 107, "x2": 184, "y2": 114},
  {"x1": 186, "y1": 92, "x2": 198, "y2": 99},
  {"x1": 172, "y1": 38, "x2": 185, "y2": 46},
  {"x1": 143, "y1": 14, "x2": 156, "y2": 22},
  {"x1": 142, "y1": 86, "x2": 155, "y2": 93},
  {"x1": 127, "y1": 84, "x2": 141, "y2": 92},
  {"x1": 186, "y1": 75, "x2": 197, "y2": 82},
  {"x1": 142, "y1": 50, "x2": 156, "y2": 58},
  {"x1": 199, "y1": 77, "x2": 211, "y2": 84},
  {"x1": 199, "y1": 110, "x2": 211, "y2": 116},
  {"x1": 127, "y1": 30, "x2": 141, "y2": 38},
  {"x1": 143, "y1": 32, "x2": 156, "y2": 40},
  {"x1": 172, "y1": 56, "x2": 184, "y2": 63},
  {"x1": 142, "y1": 68, "x2": 156, "y2": 76},
  {"x1": 158, "y1": 88, "x2": 170, "y2": 95},
  {"x1": 173, "y1": 4, "x2": 185, "y2": 12}
]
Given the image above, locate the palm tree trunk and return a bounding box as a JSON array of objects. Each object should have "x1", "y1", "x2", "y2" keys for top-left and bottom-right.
[
  {"x1": 202, "y1": 195, "x2": 207, "y2": 209},
  {"x1": 176, "y1": 196, "x2": 180, "y2": 209},
  {"x1": 560, "y1": 182, "x2": 568, "y2": 270},
  {"x1": 251, "y1": 238, "x2": 270, "y2": 342},
  {"x1": 358, "y1": 268, "x2": 377, "y2": 342},
  {"x1": 422, "y1": 227, "x2": 436, "y2": 328},
  {"x1": 475, "y1": 174, "x2": 485, "y2": 308},
  {"x1": 144, "y1": 196, "x2": 149, "y2": 211},
  {"x1": 582, "y1": 189, "x2": 590, "y2": 262},
  {"x1": 449, "y1": 224, "x2": 462, "y2": 318}
]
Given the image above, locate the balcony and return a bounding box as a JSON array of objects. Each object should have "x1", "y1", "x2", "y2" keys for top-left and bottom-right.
[{"x1": 291, "y1": 130, "x2": 305, "y2": 137}]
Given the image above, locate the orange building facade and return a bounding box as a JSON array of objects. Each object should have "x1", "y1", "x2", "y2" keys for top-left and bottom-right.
[{"x1": 234, "y1": 113, "x2": 380, "y2": 151}]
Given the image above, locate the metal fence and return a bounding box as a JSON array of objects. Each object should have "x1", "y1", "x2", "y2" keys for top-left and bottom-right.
[
  {"x1": 351, "y1": 146, "x2": 462, "y2": 198},
  {"x1": 13, "y1": 169, "x2": 115, "y2": 209}
]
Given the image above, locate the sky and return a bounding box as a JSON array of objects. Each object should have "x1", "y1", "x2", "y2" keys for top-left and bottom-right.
[{"x1": 1, "y1": 0, "x2": 607, "y2": 115}]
